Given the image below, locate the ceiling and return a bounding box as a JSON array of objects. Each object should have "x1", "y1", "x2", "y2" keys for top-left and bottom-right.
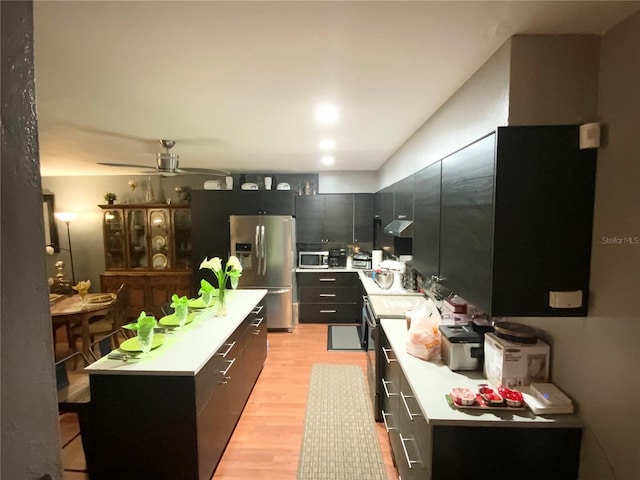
[{"x1": 34, "y1": 1, "x2": 639, "y2": 177}]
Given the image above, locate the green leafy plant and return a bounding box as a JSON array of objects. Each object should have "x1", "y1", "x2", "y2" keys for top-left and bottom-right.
[
  {"x1": 123, "y1": 311, "x2": 157, "y2": 332},
  {"x1": 103, "y1": 192, "x2": 117, "y2": 202}
]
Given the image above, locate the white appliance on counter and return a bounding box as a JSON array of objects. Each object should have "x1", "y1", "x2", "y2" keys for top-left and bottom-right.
[{"x1": 230, "y1": 215, "x2": 296, "y2": 331}]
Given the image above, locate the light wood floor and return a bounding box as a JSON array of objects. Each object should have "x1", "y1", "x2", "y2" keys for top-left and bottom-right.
[{"x1": 58, "y1": 324, "x2": 397, "y2": 479}]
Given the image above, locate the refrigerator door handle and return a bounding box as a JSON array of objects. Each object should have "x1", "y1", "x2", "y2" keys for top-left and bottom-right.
[
  {"x1": 261, "y1": 225, "x2": 266, "y2": 275},
  {"x1": 255, "y1": 225, "x2": 262, "y2": 275}
]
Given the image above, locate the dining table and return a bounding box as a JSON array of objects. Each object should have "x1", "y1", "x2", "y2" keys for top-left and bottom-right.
[{"x1": 50, "y1": 293, "x2": 117, "y2": 359}]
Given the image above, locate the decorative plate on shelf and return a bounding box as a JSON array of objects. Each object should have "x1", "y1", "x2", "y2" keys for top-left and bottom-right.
[
  {"x1": 152, "y1": 253, "x2": 168, "y2": 269},
  {"x1": 150, "y1": 211, "x2": 166, "y2": 226},
  {"x1": 152, "y1": 235, "x2": 165, "y2": 249}
]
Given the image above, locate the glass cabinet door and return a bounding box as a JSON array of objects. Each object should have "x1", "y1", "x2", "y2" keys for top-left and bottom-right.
[
  {"x1": 173, "y1": 209, "x2": 192, "y2": 270},
  {"x1": 103, "y1": 209, "x2": 126, "y2": 270},
  {"x1": 127, "y1": 209, "x2": 148, "y2": 269},
  {"x1": 148, "y1": 208, "x2": 171, "y2": 270}
]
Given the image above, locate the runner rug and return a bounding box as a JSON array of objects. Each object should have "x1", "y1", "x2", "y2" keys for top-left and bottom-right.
[{"x1": 297, "y1": 363, "x2": 387, "y2": 480}]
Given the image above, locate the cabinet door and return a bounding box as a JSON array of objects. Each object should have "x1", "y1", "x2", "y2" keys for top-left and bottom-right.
[
  {"x1": 353, "y1": 194, "x2": 373, "y2": 243},
  {"x1": 440, "y1": 133, "x2": 495, "y2": 312},
  {"x1": 148, "y1": 208, "x2": 171, "y2": 270},
  {"x1": 173, "y1": 208, "x2": 192, "y2": 270},
  {"x1": 295, "y1": 196, "x2": 326, "y2": 243},
  {"x1": 323, "y1": 195, "x2": 354, "y2": 243},
  {"x1": 394, "y1": 176, "x2": 414, "y2": 221},
  {"x1": 103, "y1": 208, "x2": 126, "y2": 270},
  {"x1": 380, "y1": 187, "x2": 395, "y2": 252},
  {"x1": 256, "y1": 191, "x2": 295, "y2": 215},
  {"x1": 413, "y1": 162, "x2": 441, "y2": 279},
  {"x1": 126, "y1": 209, "x2": 148, "y2": 270}
]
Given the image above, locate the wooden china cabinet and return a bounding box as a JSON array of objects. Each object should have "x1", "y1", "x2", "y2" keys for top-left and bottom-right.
[{"x1": 99, "y1": 204, "x2": 192, "y2": 319}]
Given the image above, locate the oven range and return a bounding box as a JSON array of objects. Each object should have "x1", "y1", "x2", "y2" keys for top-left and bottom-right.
[{"x1": 361, "y1": 293, "x2": 427, "y2": 421}]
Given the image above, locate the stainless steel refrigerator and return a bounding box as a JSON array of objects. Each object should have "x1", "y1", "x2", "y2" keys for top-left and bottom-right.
[{"x1": 230, "y1": 215, "x2": 296, "y2": 331}]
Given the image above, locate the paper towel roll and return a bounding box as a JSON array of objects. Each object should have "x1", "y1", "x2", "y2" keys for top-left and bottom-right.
[{"x1": 372, "y1": 250, "x2": 383, "y2": 269}]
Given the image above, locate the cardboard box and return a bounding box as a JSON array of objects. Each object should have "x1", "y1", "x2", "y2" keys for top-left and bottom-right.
[{"x1": 483, "y1": 333, "x2": 550, "y2": 388}]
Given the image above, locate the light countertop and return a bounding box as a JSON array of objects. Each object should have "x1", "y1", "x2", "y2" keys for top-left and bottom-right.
[
  {"x1": 381, "y1": 319, "x2": 582, "y2": 428},
  {"x1": 85, "y1": 289, "x2": 267, "y2": 377}
]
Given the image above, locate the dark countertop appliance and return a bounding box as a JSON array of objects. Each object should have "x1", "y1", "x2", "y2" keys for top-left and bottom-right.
[
  {"x1": 352, "y1": 251, "x2": 371, "y2": 269},
  {"x1": 328, "y1": 248, "x2": 347, "y2": 268}
]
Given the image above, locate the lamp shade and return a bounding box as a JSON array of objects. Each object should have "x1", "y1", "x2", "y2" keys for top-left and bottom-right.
[{"x1": 54, "y1": 212, "x2": 78, "y2": 222}]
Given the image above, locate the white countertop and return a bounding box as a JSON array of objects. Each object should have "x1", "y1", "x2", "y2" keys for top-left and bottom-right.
[
  {"x1": 295, "y1": 267, "x2": 362, "y2": 273},
  {"x1": 381, "y1": 319, "x2": 582, "y2": 428},
  {"x1": 85, "y1": 289, "x2": 267, "y2": 377}
]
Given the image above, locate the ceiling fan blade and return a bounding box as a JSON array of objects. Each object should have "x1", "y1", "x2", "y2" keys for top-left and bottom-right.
[
  {"x1": 177, "y1": 167, "x2": 231, "y2": 176},
  {"x1": 98, "y1": 162, "x2": 156, "y2": 170},
  {"x1": 61, "y1": 122, "x2": 156, "y2": 145}
]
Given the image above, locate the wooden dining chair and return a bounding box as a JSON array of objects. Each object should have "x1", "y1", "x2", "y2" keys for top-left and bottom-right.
[
  {"x1": 70, "y1": 283, "x2": 130, "y2": 353},
  {"x1": 55, "y1": 351, "x2": 96, "y2": 473},
  {"x1": 88, "y1": 328, "x2": 132, "y2": 362}
]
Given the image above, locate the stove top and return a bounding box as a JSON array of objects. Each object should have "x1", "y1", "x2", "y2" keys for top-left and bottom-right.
[{"x1": 368, "y1": 295, "x2": 429, "y2": 319}]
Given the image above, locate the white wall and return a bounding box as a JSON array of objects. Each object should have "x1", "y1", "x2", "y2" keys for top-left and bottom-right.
[
  {"x1": 318, "y1": 171, "x2": 378, "y2": 193},
  {"x1": 509, "y1": 34, "x2": 601, "y2": 125},
  {"x1": 377, "y1": 39, "x2": 511, "y2": 189}
]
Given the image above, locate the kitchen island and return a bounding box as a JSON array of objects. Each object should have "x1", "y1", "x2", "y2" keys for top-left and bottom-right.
[
  {"x1": 84, "y1": 289, "x2": 267, "y2": 480},
  {"x1": 380, "y1": 319, "x2": 582, "y2": 479}
]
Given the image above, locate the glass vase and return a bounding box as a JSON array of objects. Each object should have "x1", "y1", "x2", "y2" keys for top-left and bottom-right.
[{"x1": 215, "y1": 288, "x2": 227, "y2": 317}]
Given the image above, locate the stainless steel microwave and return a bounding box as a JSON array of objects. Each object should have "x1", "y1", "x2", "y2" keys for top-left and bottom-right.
[{"x1": 298, "y1": 251, "x2": 329, "y2": 269}]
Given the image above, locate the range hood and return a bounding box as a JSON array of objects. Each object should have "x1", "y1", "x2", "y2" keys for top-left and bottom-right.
[{"x1": 384, "y1": 219, "x2": 413, "y2": 237}]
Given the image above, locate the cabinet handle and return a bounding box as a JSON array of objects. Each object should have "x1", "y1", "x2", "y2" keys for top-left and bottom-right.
[
  {"x1": 217, "y1": 341, "x2": 236, "y2": 358},
  {"x1": 252, "y1": 317, "x2": 264, "y2": 327},
  {"x1": 253, "y1": 330, "x2": 261, "y2": 335},
  {"x1": 320, "y1": 309, "x2": 337, "y2": 313},
  {"x1": 319, "y1": 278, "x2": 336, "y2": 282},
  {"x1": 252, "y1": 305, "x2": 264, "y2": 315},
  {"x1": 397, "y1": 215, "x2": 408, "y2": 219},
  {"x1": 399, "y1": 434, "x2": 420, "y2": 469},
  {"x1": 400, "y1": 391, "x2": 423, "y2": 420},
  {"x1": 319, "y1": 293, "x2": 336, "y2": 297},
  {"x1": 381, "y1": 411, "x2": 396, "y2": 432},
  {"x1": 219, "y1": 358, "x2": 236, "y2": 376},
  {"x1": 382, "y1": 379, "x2": 397, "y2": 398},
  {"x1": 382, "y1": 347, "x2": 397, "y2": 364}
]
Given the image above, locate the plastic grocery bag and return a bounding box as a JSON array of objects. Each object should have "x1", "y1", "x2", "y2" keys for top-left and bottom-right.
[{"x1": 406, "y1": 302, "x2": 441, "y2": 361}]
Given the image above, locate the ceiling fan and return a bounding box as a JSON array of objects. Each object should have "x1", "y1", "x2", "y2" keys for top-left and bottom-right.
[{"x1": 98, "y1": 139, "x2": 229, "y2": 177}]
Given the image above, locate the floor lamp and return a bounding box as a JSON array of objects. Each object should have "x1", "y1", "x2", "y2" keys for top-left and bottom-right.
[{"x1": 54, "y1": 211, "x2": 78, "y2": 285}]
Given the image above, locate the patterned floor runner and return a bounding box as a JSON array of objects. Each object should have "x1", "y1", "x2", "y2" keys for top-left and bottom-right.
[{"x1": 297, "y1": 363, "x2": 387, "y2": 480}]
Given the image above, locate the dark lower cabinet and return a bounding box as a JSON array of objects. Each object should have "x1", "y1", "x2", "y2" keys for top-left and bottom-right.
[
  {"x1": 379, "y1": 326, "x2": 582, "y2": 480},
  {"x1": 296, "y1": 271, "x2": 361, "y2": 323},
  {"x1": 86, "y1": 300, "x2": 267, "y2": 480}
]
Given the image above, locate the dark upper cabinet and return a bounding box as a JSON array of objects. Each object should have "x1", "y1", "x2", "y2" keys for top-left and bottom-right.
[
  {"x1": 353, "y1": 194, "x2": 374, "y2": 243},
  {"x1": 380, "y1": 186, "x2": 395, "y2": 251},
  {"x1": 293, "y1": 195, "x2": 324, "y2": 244},
  {"x1": 439, "y1": 126, "x2": 596, "y2": 317},
  {"x1": 413, "y1": 161, "x2": 441, "y2": 279},
  {"x1": 191, "y1": 190, "x2": 294, "y2": 292},
  {"x1": 323, "y1": 195, "x2": 354, "y2": 242},
  {"x1": 394, "y1": 176, "x2": 414, "y2": 220},
  {"x1": 295, "y1": 194, "x2": 373, "y2": 244}
]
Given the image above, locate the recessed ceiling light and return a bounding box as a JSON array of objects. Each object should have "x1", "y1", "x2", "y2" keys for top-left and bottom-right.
[
  {"x1": 314, "y1": 103, "x2": 339, "y2": 125},
  {"x1": 321, "y1": 155, "x2": 335, "y2": 166},
  {"x1": 319, "y1": 138, "x2": 336, "y2": 150}
]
